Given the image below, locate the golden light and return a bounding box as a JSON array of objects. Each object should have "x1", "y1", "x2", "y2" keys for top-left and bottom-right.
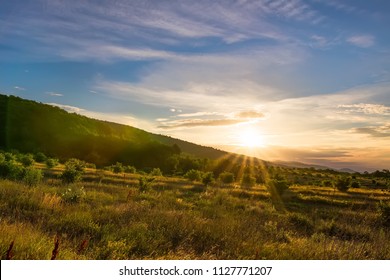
[{"x1": 238, "y1": 128, "x2": 265, "y2": 148}]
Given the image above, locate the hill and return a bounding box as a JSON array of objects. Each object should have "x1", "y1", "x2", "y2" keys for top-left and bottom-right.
[{"x1": 0, "y1": 94, "x2": 226, "y2": 168}]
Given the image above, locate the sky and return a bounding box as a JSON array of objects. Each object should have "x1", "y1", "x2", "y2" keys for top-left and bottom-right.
[{"x1": 0, "y1": 0, "x2": 389, "y2": 172}]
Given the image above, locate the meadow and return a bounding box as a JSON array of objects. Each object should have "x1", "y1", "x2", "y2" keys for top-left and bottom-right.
[{"x1": 1, "y1": 156, "x2": 389, "y2": 260}]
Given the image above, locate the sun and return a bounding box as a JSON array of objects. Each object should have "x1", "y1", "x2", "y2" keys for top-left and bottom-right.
[{"x1": 239, "y1": 128, "x2": 265, "y2": 148}]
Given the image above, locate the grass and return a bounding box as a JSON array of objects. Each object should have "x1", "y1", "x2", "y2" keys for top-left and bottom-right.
[{"x1": 0, "y1": 167, "x2": 390, "y2": 260}]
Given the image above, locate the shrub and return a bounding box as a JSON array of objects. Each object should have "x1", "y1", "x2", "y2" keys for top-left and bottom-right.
[
  {"x1": 61, "y1": 186, "x2": 86, "y2": 203},
  {"x1": 61, "y1": 168, "x2": 82, "y2": 184},
  {"x1": 111, "y1": 162, "x2": 124, "y2": 174},
  {"x1": 334, "y1": 176, "x2": 351, "y2": 192},
  {"x1": 267, "y1": 177, "x2": 289, "y2": 196},
  {"x1": 219, "y1": 172, "x2": 235, "y2": 184},
  {"x1": 46, "y1": 158, "x2": 59, "y2": 169},
  {"x1": 64, "y1": 158, "x2": 86, "y2": 172},
  {"x1": 124, "y1": 165, "x2": 136, "y2": 174},
  {"x1": 22, "y1": 167, "x2": 43, "y2": 187},
  {"x1": 377, "y1": 200, "x2": 390, "y2": 226},
  {"x1": 322, "y1": 180, "x2": 333, "y2": 187},
  {"x1": 19, "y1": 154, "x2": 35, "y2": 167},
  {"x1": 185, "y1": 169, "x2": 202, "y2": 181},
  {"x1": 60, "y1": 159, "x2": 85, "y2": 184},
  {"x1": 0, "y1": 153, "x2": 5, "y2": 164},
  {"x1": 34, "y1": 152, "x2": 47, "y2": 163},
  {"x1": 4, "y1": 152, "x2": 16, "y2": 162},
  {"x1": 149, "y1": 168, "x2": 162, "y2": 177},
  {"x1": 138, "y1": 176, "x2": 155, "y2": 193},
  {"x1": 241, "y1": 173, "x2": 256, "y2": 188},
  {"x1": 350, "y1": 181, "x2": 360, "y2": 188},
  {"x1": 202, "y1": 172, "x2": 214, "y2": 186},
  {"x1": 0, "y1": 160, "x2": 24, "y2": 180}
]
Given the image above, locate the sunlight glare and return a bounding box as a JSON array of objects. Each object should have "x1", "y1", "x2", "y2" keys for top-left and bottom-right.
[{"x1": 239, "y1": 128, "x2": 265, "y2": 148}]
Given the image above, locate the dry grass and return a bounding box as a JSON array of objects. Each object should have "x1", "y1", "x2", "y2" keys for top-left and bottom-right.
[{"x1": 0, "y1": 170, "x2": 389, "y2": 259}]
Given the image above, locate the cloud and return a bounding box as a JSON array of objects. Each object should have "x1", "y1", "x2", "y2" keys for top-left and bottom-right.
[
  {"x1": 158, "y1": 118, "x2": 245, "y2": 129},
  {"x1": 236, "y1": 110, "x2": 265, "y2": 119},
  {"x1": 157, "y1": 110, "x2": 265, "y2": 129},
  {"x1": 46, "y1": 102, "x2": 154, "y2": 130},
  {"x1": 347, "y1": 35, "x2": 375, "y2": 48},
  {"x1": 14, "y1": 86, "x2": 25, "y2": 91},
  {"x1": 46, "y1": 92, "x2": 63, "y2": 97},
  {"x1": 338, "y1": 103, "x2": 390, "y2": 115},
  {"x1": 353, "y1": 124, "x2": 390, "y2": 138}
]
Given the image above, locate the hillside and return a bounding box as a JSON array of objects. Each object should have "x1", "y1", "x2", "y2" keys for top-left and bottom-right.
[{"x1": 0, "y1": 94, "x2": 227, "y2": 167}]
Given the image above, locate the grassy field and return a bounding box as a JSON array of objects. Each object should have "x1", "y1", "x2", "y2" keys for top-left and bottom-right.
[{"x1": 1, "y1": 165, "x2": 389, "y2": 260}]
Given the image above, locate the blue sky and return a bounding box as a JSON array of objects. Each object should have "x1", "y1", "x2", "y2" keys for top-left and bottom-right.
[{"x1": 1, "y1": 0, "x2": 389, "y2": 171}]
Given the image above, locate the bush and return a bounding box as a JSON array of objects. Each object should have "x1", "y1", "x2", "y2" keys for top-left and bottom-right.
[
  {"x1": 61, "y1": 160, "x2": 84, "y2": 184},
  {"x1": 202, "y1": 172, "x2": 214, "y2": 186},
  {"x1": 219, "y1": 172, "x2": 235, "y2": 184},
  {"x1": 0, "y1": 153, "x2": 5, "y2": 164},
  {"x1": 241, "y1": 173, "x2": 256, "y2": 188},
  {"x1": 4, "y1": 152, "x2": 16, "y2": 162},
  {"x1": 378, "y1": 200, "x2": 390, "y2": 226},
  {"x1": 61, "y1": 186, "x2": 86, "y2": 203},
  {"x1": 150, "y1": 168, "x2": 162, "y2": 177},
  {"x1": 22, "y1": 167, "x2": 43, "y2": 187},
  {"x1": 46, "y1": 158, "x2": 59, "y2": 169},
  {"x1": 19, "y1": 154, "x2": 35, "y2": 167},
  {"x1": 268, "y1": 177, "x2": 289, "y2": 195},
  {"x1": 34, "y1": 152, "x2": 47, "y2": 163},
  {"x1": 334, "y1": 176, "x2": 351, "y2": 192},
  {"x1": 138, "y1": 176, "x2": 155, "y2": 193},
  {"x1": 350, "y1": 181, "x2": 360, "y2": 188},
  {"x1": 111, "y1": 162, "x2": 124, "y2": 174},
  {"x1": 65, "y1": 158, "x2": 86, "y2": 172},
  {"x1": 124, "y1": 165, "x2": 136, "y2": 174},
  {"x1": 322, "y1": 180, "x2": 333, "y2": 187},
  {"x1": 185, "y1": 169, "x2": 202, "y2": 181},
  {"x1": 0, "y1": 160, "x2": 24, "y2": 180}
]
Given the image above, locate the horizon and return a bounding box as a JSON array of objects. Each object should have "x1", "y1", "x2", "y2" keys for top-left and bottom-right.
[{"x1": 1, "y1": 0, "x2": 389, "y2": 172}]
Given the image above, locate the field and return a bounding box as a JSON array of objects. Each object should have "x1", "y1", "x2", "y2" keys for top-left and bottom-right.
[{"x1": 1, "y1": 163, "x2": 390, "y2": 260}]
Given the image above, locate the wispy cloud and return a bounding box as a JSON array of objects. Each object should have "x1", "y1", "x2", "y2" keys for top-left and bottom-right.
[
  {"x1": 46, "y1": 92, "x2": 63, "y2": 97},
  {"x1": 157, "y1": 109, "x2": 265, "y2": 129},
  {"x1": 46, "y1": 102, "x2": 154, "y2": 130},
  {"x1": 347, "y1": 35, "x2": 375, "y2": 48},
  {"x1": 338, "y1": 103, "x2": 390, "y2": 115},
  {"x1": 14, "y1": 86, "x2": 25, "y2": 91},
  {"x1": 353, "y1": 124, "x2": 390, "y2": 138}
]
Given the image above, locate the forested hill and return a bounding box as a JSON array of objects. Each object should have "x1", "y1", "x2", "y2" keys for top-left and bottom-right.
[{"x1": 0, "y1": 94, "x2": 227, "y2": 167}]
